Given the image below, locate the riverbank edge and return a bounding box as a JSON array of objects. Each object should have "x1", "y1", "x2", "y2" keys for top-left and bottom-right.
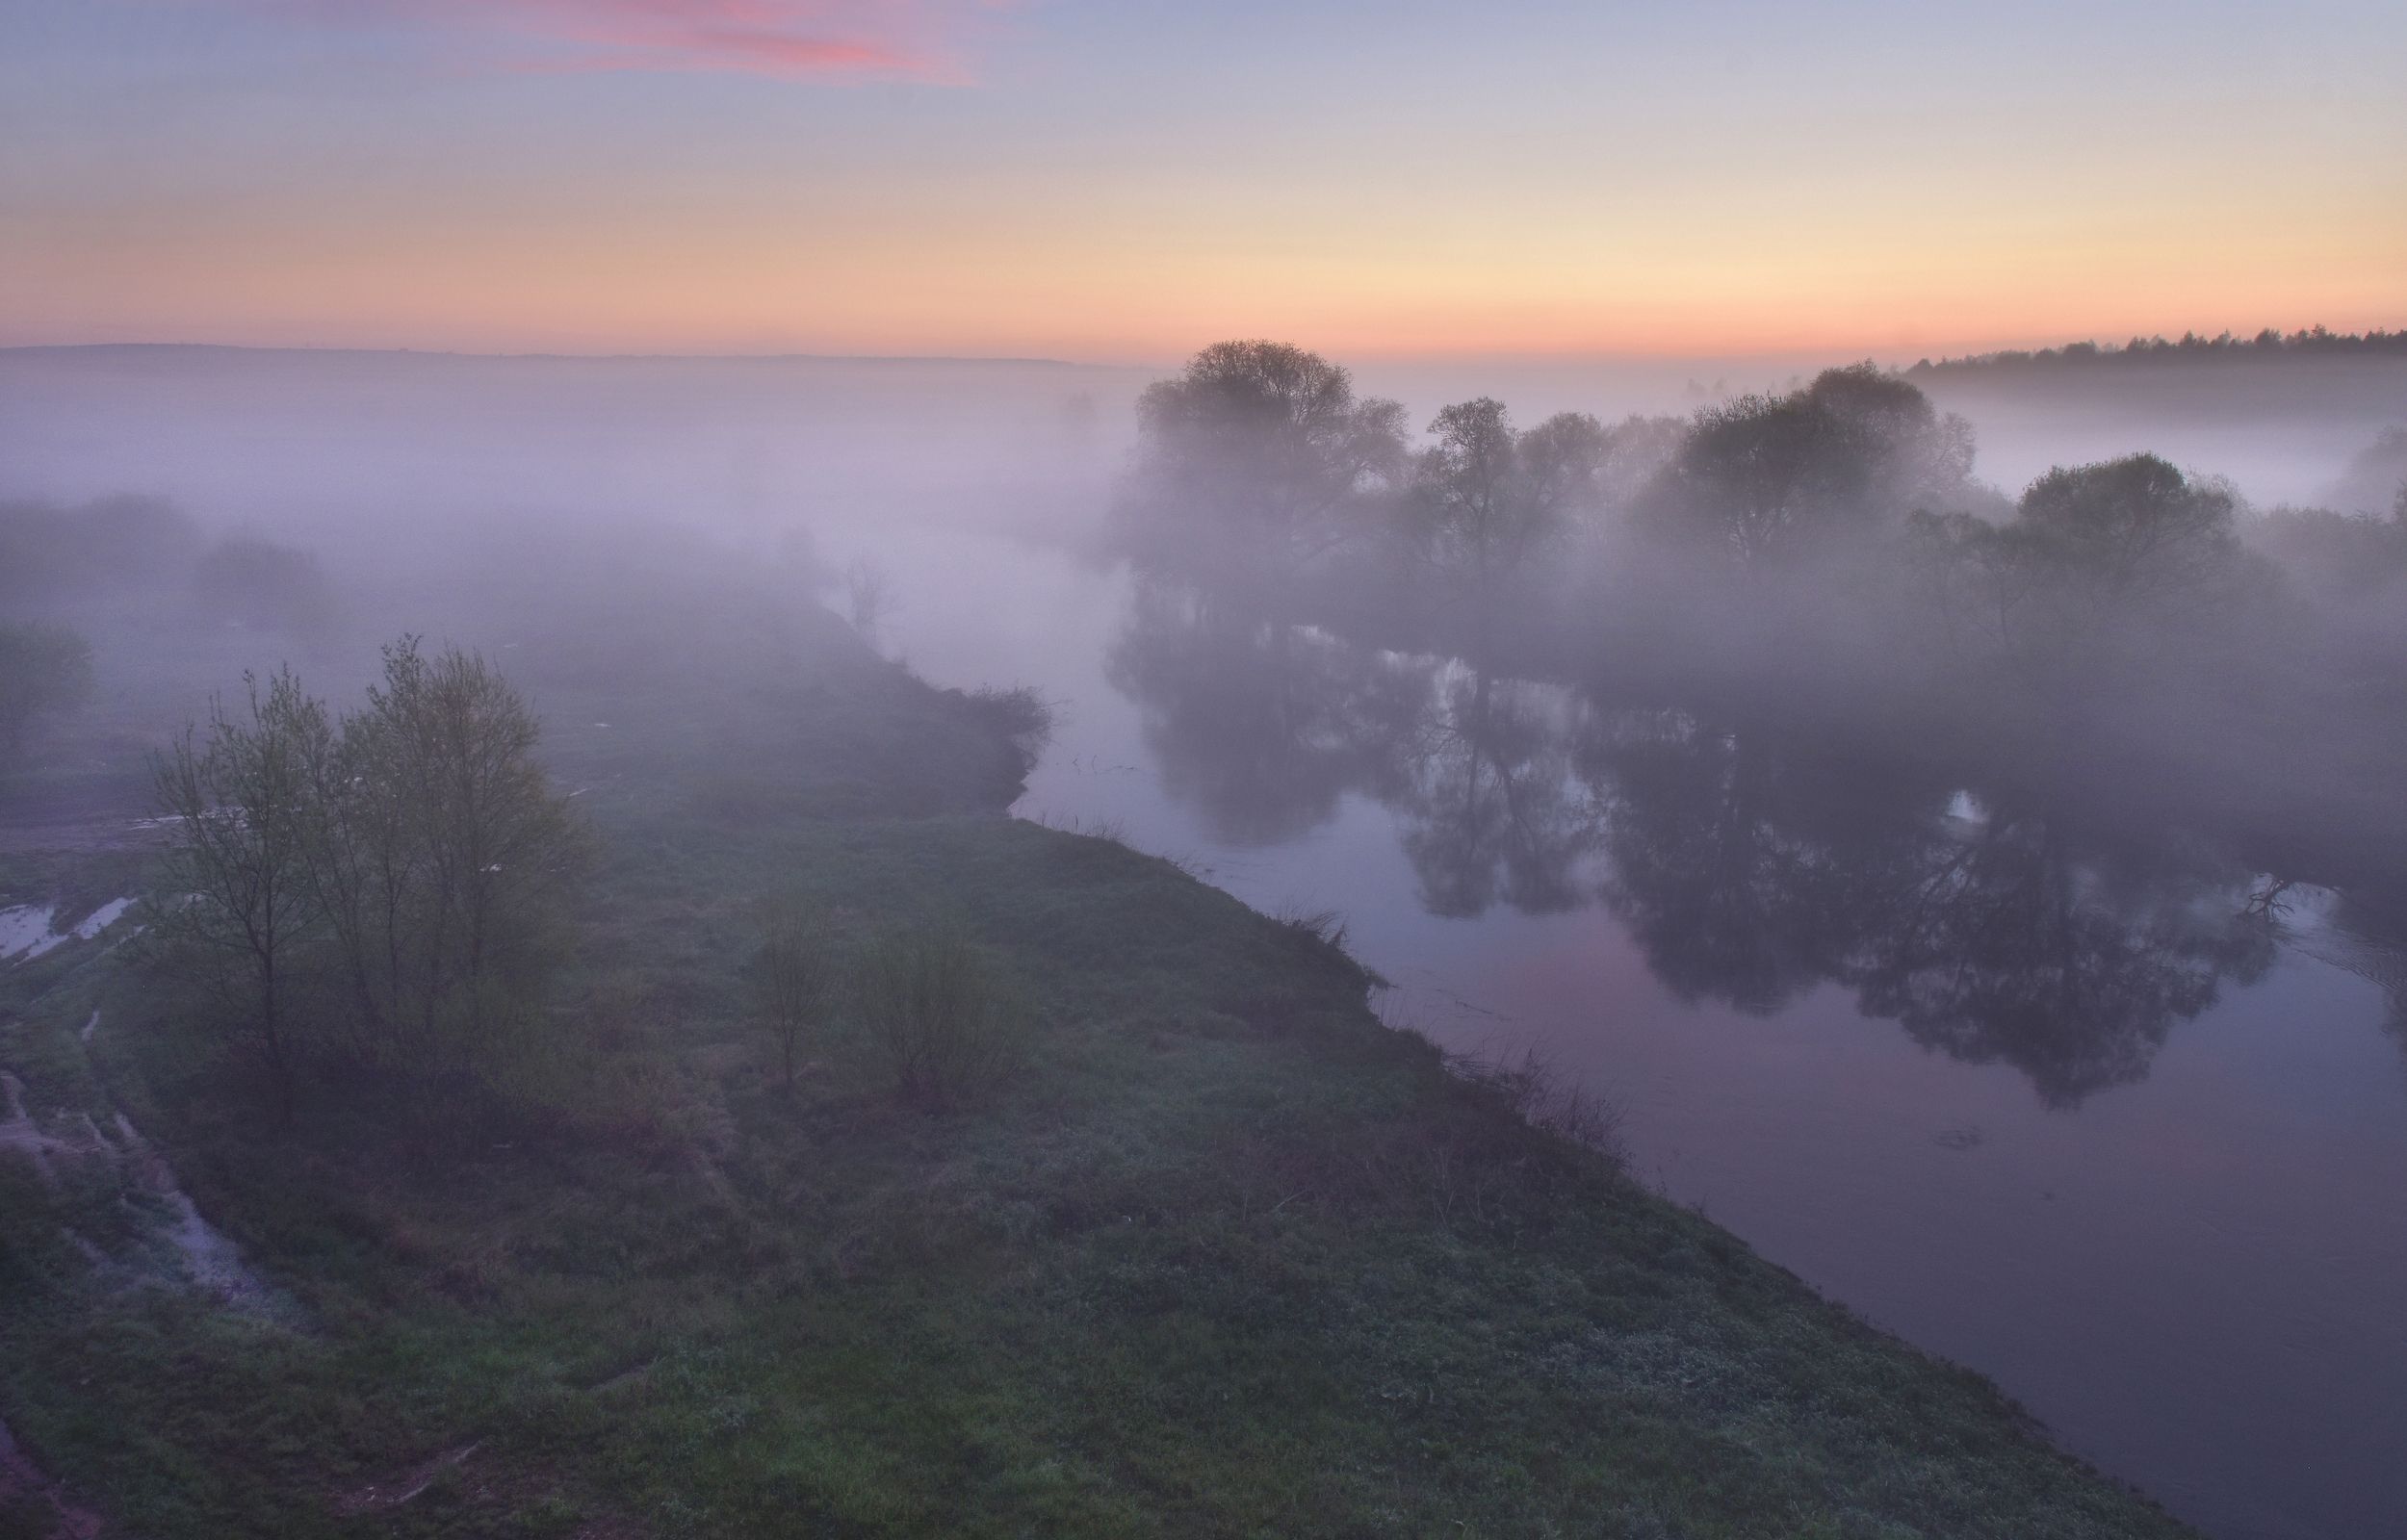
[{"x1": 0, "y1": 649, "x2": 2200, "y2": 1538}]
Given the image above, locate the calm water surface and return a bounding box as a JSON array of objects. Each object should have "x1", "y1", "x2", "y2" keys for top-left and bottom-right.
[{"x1": 858, "y1": 524, "x2": 2407, "y2": 1540}]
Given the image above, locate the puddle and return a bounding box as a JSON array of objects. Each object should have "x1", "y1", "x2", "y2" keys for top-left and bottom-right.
[
  {"x1": 0, "y1": 905, "x2": 63, "y2": 962},
  {"x1": 70, "y1": 899, "x2": 134, "y2": 940},
  {"x1": 1, "y1": 898, "x2": 135, "y2": 964},
  {"x1": 108, "y1": 1113, "x2": 282, "y2": 1311}
]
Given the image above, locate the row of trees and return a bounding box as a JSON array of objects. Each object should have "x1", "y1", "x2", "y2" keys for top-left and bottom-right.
[
  {"x1": 1910, "y1": 326, "x2": 2407, "y2": 372},
  {"x1": 1112, "y1": 341, "x2": 2302, "y2": 632},
  {"x1": 150, "y1": 638, "x2": 585, "y2": 1115},
  {"x1": 1115, "y1": 342, "x2": 2002, "y2": 583},
  {"x1": 0, "y1": 495, "x2": 337, "y2": 640},
  {"x1": 1112, "y1": 341, "x2": 2407, "y2": 685}
]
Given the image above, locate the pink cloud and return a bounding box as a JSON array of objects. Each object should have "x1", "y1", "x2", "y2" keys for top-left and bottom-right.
[{"x1": 250, "y1": 0, "x2": 1002, "y2": 81}]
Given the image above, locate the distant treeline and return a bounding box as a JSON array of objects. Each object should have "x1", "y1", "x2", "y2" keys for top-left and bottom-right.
[{"x1": 1908, "y1": 326, "x2": 2407, "y2": 374}]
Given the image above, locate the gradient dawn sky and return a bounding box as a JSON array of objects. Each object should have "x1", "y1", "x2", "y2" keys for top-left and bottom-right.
[{"x1": 3, "y1": 0, "x2": 2401, "y2": 361}]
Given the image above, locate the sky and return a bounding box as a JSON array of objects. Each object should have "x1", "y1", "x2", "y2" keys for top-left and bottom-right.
[{"x1": 2, "y1": 0, "x2": 2402, "y2": 362}]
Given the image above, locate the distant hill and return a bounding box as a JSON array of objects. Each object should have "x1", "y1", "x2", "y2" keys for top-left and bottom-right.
[
  {"x1": 1907, "y1": 327, "x2": 2407, "y2": 376},
  {"x1": 1895, "y1": 330, "x2": 2407, "y2": 504}
]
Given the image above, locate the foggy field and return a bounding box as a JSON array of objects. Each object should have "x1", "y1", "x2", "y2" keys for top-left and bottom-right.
[
  {"x1": 0, "y1": 519, "x2": 2192, "y2": 1538},
  {"x1": 2, "y1": 333, "x2": 2403, "y2": 1537},
  {"x1": 5, "y1": 3, "x2": 2406, "y2": 1535}
]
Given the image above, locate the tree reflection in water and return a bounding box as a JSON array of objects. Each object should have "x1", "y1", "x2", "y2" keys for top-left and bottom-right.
[
  {"x1": 1393, "y1": 663, "x2": 1601, "y2": 917},
  {"x1": 1103, "y1": 578, "x2": 1424, "y2": 847},
  {"x1": 1108, "y1": 579, "x2": 2288, "y2": 1106}
]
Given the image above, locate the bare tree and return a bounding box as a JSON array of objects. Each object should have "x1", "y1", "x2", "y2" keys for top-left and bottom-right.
[
  {"x1": 842, "y1": 557, "x2": 893, "y2": 645},
  {"x1": 755, "y1": 899, "x2": 836, "y2": 1090}
]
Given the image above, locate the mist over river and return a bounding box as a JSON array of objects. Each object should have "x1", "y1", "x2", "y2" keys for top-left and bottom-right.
[
  {"x1": 8, "y1": 345, "x2": 2407, "y2": 1537},
  {"x1": 851, "y1": 520, "x2": 2407, "y2": 1540}
]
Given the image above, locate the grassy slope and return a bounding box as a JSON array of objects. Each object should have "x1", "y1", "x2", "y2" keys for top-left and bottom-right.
[{"x1": 0, "y1": 607, "x2": 2191, "y2": 1539}]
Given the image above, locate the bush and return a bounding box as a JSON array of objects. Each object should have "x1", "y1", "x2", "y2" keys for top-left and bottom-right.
[
  {"x1": 962, "y1": 682, "x2": 1055, "y2": 777},
  {"x1": 0, "y1": 620, "x2": 95, "y2": 760},
  {"x1": 193, "y1": 536, "x2": 336, "y2": 640},
  {"x1": 755, "y1": 899, "x2": 837, "y2": 1089},
  {"x1": 853, "y1": 930, "x2": 1026, "y2": 1109}
]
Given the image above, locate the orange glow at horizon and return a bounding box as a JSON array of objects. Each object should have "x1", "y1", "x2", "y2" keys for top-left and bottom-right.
[
  {"x1": 5, "y1": 2, "x2": 2401, "y2": 365},
  {"x1": 9, "y1": 195, "x2": 2399, "y2": 364}
]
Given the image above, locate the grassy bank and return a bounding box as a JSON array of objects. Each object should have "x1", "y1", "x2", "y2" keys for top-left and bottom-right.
[{"x1": 0, "y1": 604, "x2": 2191, "y2": 1538}]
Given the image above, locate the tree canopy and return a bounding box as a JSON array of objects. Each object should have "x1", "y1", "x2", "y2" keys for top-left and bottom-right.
[
  {"x1": 0, "y1": 620, "x2": 96, "y2": 760},
  {"x1": 1118, "y1": 340, "x2": 1408, "y2": 578},
  {"x1": 1631, "y1": 365, "x2": 1978, "y2": 569}
]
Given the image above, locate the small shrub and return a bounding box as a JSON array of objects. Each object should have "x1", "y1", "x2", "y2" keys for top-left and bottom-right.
[
  {"x1": 1274, "y1": 903, "x2": 1350, "y2": 956},
  {"x1": 963, "y1": 683, "x2": 1055, "y2": 774},
  {"x1": 755, "y1": 899, "x2": 837, "y2": 1090},
  {"x1": 853, "y1": 930, "x2": 1026, "y2": 1110},
  {"x1": 1452, "y1": 1047, "x2": 1629, "y2": 1170}
]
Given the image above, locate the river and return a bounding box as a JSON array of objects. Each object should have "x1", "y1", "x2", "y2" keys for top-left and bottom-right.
[{"x1": 854, "y1": 520, "x2": 2407, "y2": 1540}]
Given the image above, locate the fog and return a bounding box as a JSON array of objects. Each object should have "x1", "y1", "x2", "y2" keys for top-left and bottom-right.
[
  {"x1": 6, "y1": 335, "x2": 2407, "y2": 1538},
  {"x1": 7, "y1": 335, "x2": 2405, "y2": 843},
  {"x1": 7, "y1": 336, "x2": 2407, "y2": 883},
  {"x1": 7, "y1": 338, "x2": 2398, "y2": 556}
]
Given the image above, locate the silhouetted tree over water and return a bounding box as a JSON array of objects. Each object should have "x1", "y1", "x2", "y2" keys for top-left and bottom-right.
[
  {"x1": 1113, "y1": 340, "x2": 1408, "y2": 593},
  {"x1": 1101, "y1": 339, "x2": 2407, "y2": 1098}
]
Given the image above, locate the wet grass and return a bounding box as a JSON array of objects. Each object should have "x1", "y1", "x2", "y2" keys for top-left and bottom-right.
[{"x1": 0, "y1": 619, "x2": 2196, "y2": 1538}]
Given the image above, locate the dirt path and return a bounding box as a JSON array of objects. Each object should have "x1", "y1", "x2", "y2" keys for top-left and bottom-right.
[
  {"x1": 0, "y1": 1413, "x2": 105, "y2": 1539},
  {"x1": 2, "y1": 1011, "x2": 290, "y2": 1537},
  {"x1": 2, "y1": 1051, "x2": 282, "y2": 1313}
]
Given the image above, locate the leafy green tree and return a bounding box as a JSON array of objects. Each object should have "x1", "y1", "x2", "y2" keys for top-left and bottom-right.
[
  {"x1": 1906, "y1": 453, "x2": 2263, "y2": 674},
  {"x1": 152, "y1": 638, "x2": 583, "y2": 1108},
  {"x1": 149, "y1": 669, "x2": 330, "y2": 1117},
  {"x1": 1634, "y1": 365, "x2": 1978, "y2": 569},
  {"x1": 2012, "y1": 453, "x2": 2240, "y2": 610},
  {"x1": 316, "y1": 638, "x2": 586, "y2": 1076}
]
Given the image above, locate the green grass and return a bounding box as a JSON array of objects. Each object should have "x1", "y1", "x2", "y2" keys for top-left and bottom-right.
[{"x1": 0, "y1": 608, "x2": 2193, "y2": 1538}]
